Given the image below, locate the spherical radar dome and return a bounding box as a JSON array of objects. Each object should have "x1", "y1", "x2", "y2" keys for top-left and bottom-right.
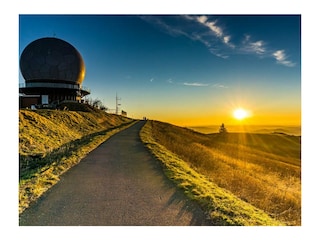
[{"x1": 20, "y1": 37, "x2": 85, "y2": 84}]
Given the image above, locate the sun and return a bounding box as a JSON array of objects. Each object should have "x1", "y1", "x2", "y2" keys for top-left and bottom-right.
[{"x1": 233, "y1": 108, "x2": 249, "y2": 120}]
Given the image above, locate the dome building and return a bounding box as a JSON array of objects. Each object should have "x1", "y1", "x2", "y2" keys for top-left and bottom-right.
[{"x1": 19, "y1": 37, "x2": 90, "y2": 108}]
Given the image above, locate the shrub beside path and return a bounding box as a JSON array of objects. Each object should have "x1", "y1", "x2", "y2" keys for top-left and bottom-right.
[{"x1": 19, "y1": 121, "x2": 212, "y2": 226}]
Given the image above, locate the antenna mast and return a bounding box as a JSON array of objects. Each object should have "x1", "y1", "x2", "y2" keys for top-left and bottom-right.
[{"x1": 116, "y1": 93, "x2": 121, "y2": 115}]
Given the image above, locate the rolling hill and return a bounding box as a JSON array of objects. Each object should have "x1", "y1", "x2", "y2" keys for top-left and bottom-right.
[
  {"x1": 19, "y1": 105, "x2": 301, "y2": 225},
  {"x1": 140, "y1": 120, "x2": 301, "y2": 225}
]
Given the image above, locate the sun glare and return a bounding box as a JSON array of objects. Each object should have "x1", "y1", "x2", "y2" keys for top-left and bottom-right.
[{"x1": 233, "y1": 108, "x2": 249, "y2": 120}]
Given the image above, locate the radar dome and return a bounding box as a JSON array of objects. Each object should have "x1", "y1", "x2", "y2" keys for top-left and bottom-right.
[{"x1": 20, "y1": 37, "x2": 85, "y2": 84}]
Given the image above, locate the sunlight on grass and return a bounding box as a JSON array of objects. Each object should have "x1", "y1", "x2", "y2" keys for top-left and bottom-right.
[
  {"x1": 19, "y1": 122, "x2": 136, "y2": 214},
  {"x1": 142, "y1": 120, "x2": 301, "y2": 225},
  {"x1": 19, "y1": 107, "x2": 136, "y2": 214},
  {"x1": 140, "y1": 120, "x2": 285, "y2": 226}
]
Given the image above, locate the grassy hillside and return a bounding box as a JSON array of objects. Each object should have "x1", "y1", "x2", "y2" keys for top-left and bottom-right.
[
  {"x1": 140, "y1": 120, "x2": 301, "y2": 226},
  {"x1": 19, "y1": 103, "x2": 136, "y2": 213},
  {"x1": 19, "y1": 103, "x2": 132, "y2": 156}
]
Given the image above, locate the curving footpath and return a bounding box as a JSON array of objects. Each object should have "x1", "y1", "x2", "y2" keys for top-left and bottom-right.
[{"x1": 19, "y1": 121, "x2": 213, "y2": 226}]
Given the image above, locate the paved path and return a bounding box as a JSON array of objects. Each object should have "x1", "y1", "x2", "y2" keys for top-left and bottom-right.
[{"x1": 19, "y1": 121, "x2": 212, "y2": 226}]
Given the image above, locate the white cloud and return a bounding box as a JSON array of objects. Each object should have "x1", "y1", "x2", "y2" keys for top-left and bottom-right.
[
  {"x1": 183, "y1": 82, "x2": 209, "y2": 87},
  {"x1": 250, "y1": 41, "x2": 265, "y2": 54},
  {"x1": 140, "y1": 16, "x2": 186, "y2": 37},
  {"x1": 209, "y1": 49, "x2": 229, "y2": 59},
  {"x1": 192, "y1": 15, "x2": 235, "y2": 58},
  {"x1": 142, "y1": 15, "x2": 234, "y2": 59},
  {"x1": 150, "y1": 78, "x2": 154, "y2": 82},
  {"x1": 241, "y1": 36, "x2": 296, "y2": 67},
  {"x1": 182, "y1": 82, "x2": 228, "y2": 88},
  {"x1": 206, "y1": 20, "x2": 223, "y2": 37},
  {"x1": 196, "y1": 16, "x2": 223, "y2": 38},
  {"x1": 242, "y1": 35, "x2": 265, "y2": 54},
  {"x1": 223, "y1": 35, "x2": 230, "y2": 44},
  {"x1": 273, "y1": 50, "x2": 285, "y2": 61},
  {"x1": 212, "y1": 83, "x2": 228, "y2": 88},
  {"x1": 223, "y1": 35, "x2": 235, "y2": 48},
  {"x1": 273, "y1": 50, "x2": 296, "y2": 67},
  {"x1": 141, "y1": 16, "x2": 296, "y2": 67},
  {"x1": 197, "y1": 15, "x2": 208, "y2": 24}
]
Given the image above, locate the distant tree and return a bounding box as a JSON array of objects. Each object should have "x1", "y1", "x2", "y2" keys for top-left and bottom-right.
[
  {"x1": 100, "y1": 105, "x2": 107, "y2": 111},
  {"x1": 92, "y1": 99, "x2": 102, "y2": 108},
  {"x1": 219, "y1": 123, "x2": 228, "y2": 134},
  {"x1": 85, "y1": 97, "x2": 108, "y2": 110}
]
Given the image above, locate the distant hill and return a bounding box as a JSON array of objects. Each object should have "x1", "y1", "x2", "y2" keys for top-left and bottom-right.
[{"x1": 188, "y1": 125, "x2": 301, "y2": 136}]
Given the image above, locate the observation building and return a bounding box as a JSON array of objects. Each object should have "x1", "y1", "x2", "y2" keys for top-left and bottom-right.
[{"x1": 19, "y1": 37, "x2": 90, "y2": 108}]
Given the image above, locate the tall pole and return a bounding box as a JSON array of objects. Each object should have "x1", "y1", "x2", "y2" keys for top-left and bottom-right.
[{"x1": 116, "y1": 93, "x2": 121, "y2": 115}]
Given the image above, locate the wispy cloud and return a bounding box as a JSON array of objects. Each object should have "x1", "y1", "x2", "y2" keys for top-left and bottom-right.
[
  {"x1": 196, "y1": 15, "x2": 223, "y2": 38},
  {"x1": 241, "y1": 35, "x2": 266, "y2": 55},
  {"x1": 191, "y1": 15, "x2": 235, "y2": 51},
  {"x1": 141, "y1": 15, "x2": 296, "y2": 67},
  {"x1": 182, "y1": 82, "x2": 228, "y2": 88},
  {"x1": 149, "y1": 78, "x2": 154, "y2": 82},
  {"x1": 223, "y1": 35, "x2": 231, "y2": 45},
  {"x1": 212, "y1": 83, "x2": 228, "y2": 88},
  {"x1": 140, "y1": 16, "x2": 188, "y2": 38},
  {"x1": 141, "y1": 15, "x2": 234, "y2": 59},
  {"x1": 183, "y1": 82, "x2": 209, "y2": 87},
  {"x1": 166, "y1": 78, "x2": 228, "y2": 89},
  {"x1": 272, "y1": 50, "x2": 296, "y2": 67},
  {"x1": 251, "y1": 41, "x2": 266, "y2": 54},
  {"x1": 240, "y1": 35, "x2": 297, "y2": 67}
]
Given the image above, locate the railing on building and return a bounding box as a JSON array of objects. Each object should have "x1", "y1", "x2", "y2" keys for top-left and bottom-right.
[{"x1": 19, "y1": 82, "x2": 90, "y2": 94}]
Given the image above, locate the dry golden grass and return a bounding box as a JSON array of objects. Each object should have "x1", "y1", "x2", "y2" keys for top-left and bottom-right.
[
  {"x1": 140, "y1": 121, "x2": 283, "y2": 226},
  {"x1": 19, "y1": 106, "x2": 136, "y2": 214},
  {"x1": 147, "y1": 120, "x2": 301, "y2": 225},
  {"x1": 19, "y1": 106, "x2": 132, "y2": 156},
  {"x1": 19, "y1": 123, "x2": 136, "y2": 214}
]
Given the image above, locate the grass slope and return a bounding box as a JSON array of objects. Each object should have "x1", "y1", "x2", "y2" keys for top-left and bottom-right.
[
  {"x1": 19, "y1": 104, "x2": 132, "y2": 156},
  {"x1": 141, "y1": 121, "x2": 301, "y2": 225},
  {"x1": 19, "y1": 104, "x2": 136, "y2": 213}
]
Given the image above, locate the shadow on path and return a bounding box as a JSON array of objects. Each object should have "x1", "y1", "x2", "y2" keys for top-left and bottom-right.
[{"x1": 19, "y1": 121, "x2": 213, "y2": 226}]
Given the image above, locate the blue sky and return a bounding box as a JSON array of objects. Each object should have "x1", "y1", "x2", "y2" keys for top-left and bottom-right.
[
  {"x1": 3, "y1": 2, "x2": 318, "y2": 238},
  {"x1": 19, "y1": 15, "x2": 301, "y2": 126}
]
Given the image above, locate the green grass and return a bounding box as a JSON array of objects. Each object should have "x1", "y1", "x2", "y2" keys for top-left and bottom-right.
[
  {"x1": 19, "y1": 104, "x2": 136, "y2": 214},
  {"x1": 140, "y1": 120, "x2": 285, "y2": 226}
]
